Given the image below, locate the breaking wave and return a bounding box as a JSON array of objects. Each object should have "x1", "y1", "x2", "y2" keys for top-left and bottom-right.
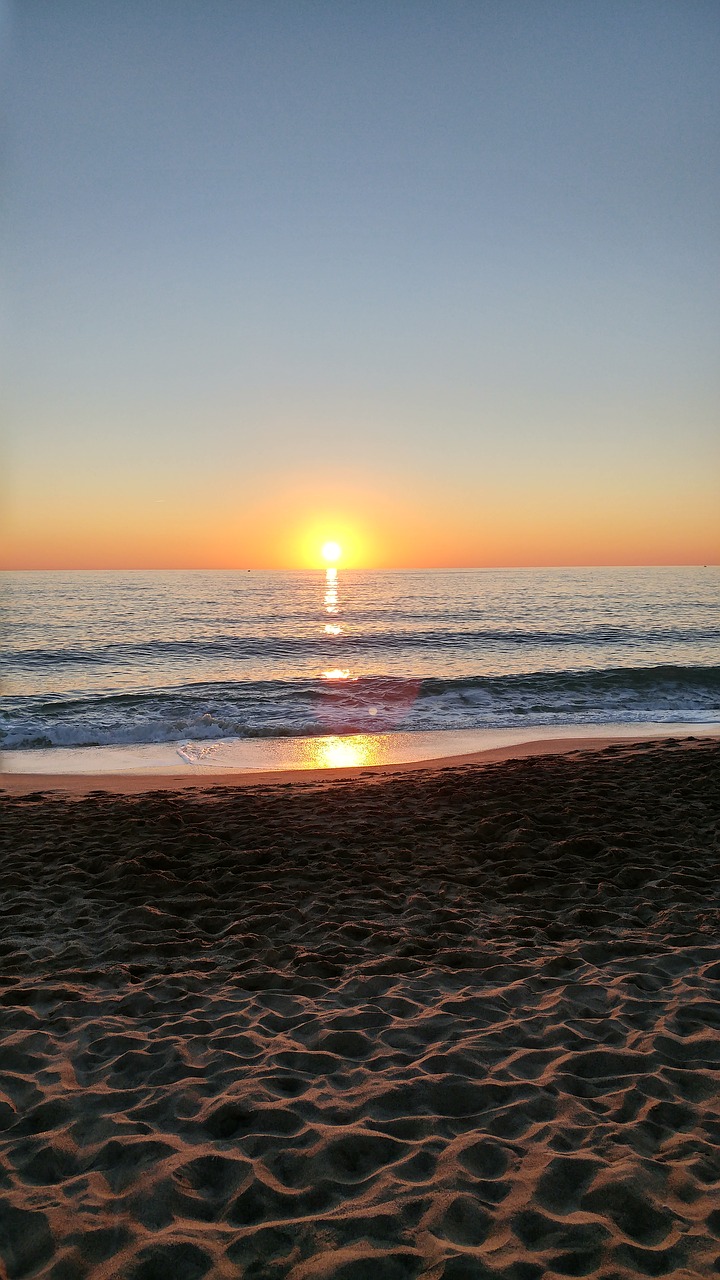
[{"x1": 2, "y1": 664, "x2": 719, "y2": 750}]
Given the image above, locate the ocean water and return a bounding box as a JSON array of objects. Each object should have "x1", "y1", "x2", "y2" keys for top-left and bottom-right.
[{"x1": 1, "y1": 567, "x2": 719, "y2": 756}]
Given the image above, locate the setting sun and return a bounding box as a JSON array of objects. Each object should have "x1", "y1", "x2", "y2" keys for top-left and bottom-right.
[{"x1": 321, "y1": 541, "x2": 342, "y2": 563}]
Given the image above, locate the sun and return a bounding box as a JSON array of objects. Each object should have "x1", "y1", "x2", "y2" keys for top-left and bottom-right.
[{"x1": 321, "y1": 540, "x2": 342, "y2": 563}]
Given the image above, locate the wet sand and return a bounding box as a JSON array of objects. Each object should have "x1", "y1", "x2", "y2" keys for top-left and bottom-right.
[
  {"x1": 1, "y1": 737, "x2": 719, "y2": 1278},
  {"x1": 4, "y1": 727, "x2": 719, "y2": 796}
]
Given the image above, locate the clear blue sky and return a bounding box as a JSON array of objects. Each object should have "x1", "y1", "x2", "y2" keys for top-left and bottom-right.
[{"x1": 5, "y1": 0, "x2": 719, "y2": 567}]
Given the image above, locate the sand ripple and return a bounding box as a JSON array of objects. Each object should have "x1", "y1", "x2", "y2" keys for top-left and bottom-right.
[{"x1": 0, "y1": 738, "x2": 719, "y2": 1277}]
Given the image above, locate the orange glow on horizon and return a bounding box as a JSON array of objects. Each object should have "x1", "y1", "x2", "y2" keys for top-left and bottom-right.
[{"x1": 1, "y1": 464, "x2": 718, "y2": 569}]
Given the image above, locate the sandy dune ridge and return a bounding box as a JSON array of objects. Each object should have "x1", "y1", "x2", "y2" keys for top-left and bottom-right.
[{"x1": 0, "y1": 737, "x2": 719, "y2": 1278}]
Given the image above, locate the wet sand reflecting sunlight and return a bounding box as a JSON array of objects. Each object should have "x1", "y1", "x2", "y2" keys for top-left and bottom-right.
[{"x1": 306, "y1": 735, "x2": 375, "y2": 769}]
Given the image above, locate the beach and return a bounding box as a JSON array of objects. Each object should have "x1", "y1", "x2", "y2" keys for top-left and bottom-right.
[
  {"x1": 6, "y1": 0, "x2": 720, "y2": 1272},
  {"x1": 1, "y1": 735, "x2": 719, "y2": 1278}
]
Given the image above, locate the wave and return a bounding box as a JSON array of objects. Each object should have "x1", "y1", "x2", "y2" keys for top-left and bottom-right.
[
  {"x1": 2, "y1": 664, "x2": 719, "y2": 750},
  {"x1": 3, "y1": 625, "x2": 720, "y2": 670}
]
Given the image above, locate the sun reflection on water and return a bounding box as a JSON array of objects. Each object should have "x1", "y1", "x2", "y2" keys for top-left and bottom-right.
[
  {"x1": 324, "y1": 565, "x2": 339, "y2": 613},
  {"x1": 319, "y1": 566, "x2": 353, "y2": 690}
]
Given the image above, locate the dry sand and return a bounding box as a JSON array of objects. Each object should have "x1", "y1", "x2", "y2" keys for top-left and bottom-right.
[{"x1": 0, "y1": 736, "x2": 719, "y2": 1278}]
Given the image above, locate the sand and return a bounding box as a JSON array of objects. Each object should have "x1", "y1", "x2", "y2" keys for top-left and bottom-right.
[
  {"x1": 0, "y1": 736, "x2": 719, "y2": 1278},
  {"x1": 6, "y1": 728, "x2": 720, "y2": 796}
]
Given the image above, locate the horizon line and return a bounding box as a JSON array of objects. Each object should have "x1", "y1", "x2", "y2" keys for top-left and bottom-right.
[{"x1": 1, "y1": 562, "x2": 717, "y2": 573}]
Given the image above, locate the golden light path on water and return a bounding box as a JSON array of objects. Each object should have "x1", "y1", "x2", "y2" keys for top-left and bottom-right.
[
  {"x1": 322, "y1": 566, "x2": 346, "y2": 673},
  {"x1": 318, "y1": 564, "x2": 382, "y2": 721},
  {"x1": 321, "y1": 564, "x2": 352, "y2": 686},
  {"x1": 324, "y1": 568, "x2": 339, "y2": 615}
]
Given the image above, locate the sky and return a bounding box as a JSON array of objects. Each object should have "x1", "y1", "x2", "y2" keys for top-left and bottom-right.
[{"x1": 3, "y1": 0, "x2": 719, "y2": 569}]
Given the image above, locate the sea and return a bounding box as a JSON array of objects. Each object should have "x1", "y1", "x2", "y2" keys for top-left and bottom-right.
[{"x1": 2, "y1": 566, "x2": 719, "y2": 771}]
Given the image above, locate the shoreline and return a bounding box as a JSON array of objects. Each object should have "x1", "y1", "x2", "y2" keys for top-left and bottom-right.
[{"x1": 2, "y1": 724, "x2": 718, "y2": 794}]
